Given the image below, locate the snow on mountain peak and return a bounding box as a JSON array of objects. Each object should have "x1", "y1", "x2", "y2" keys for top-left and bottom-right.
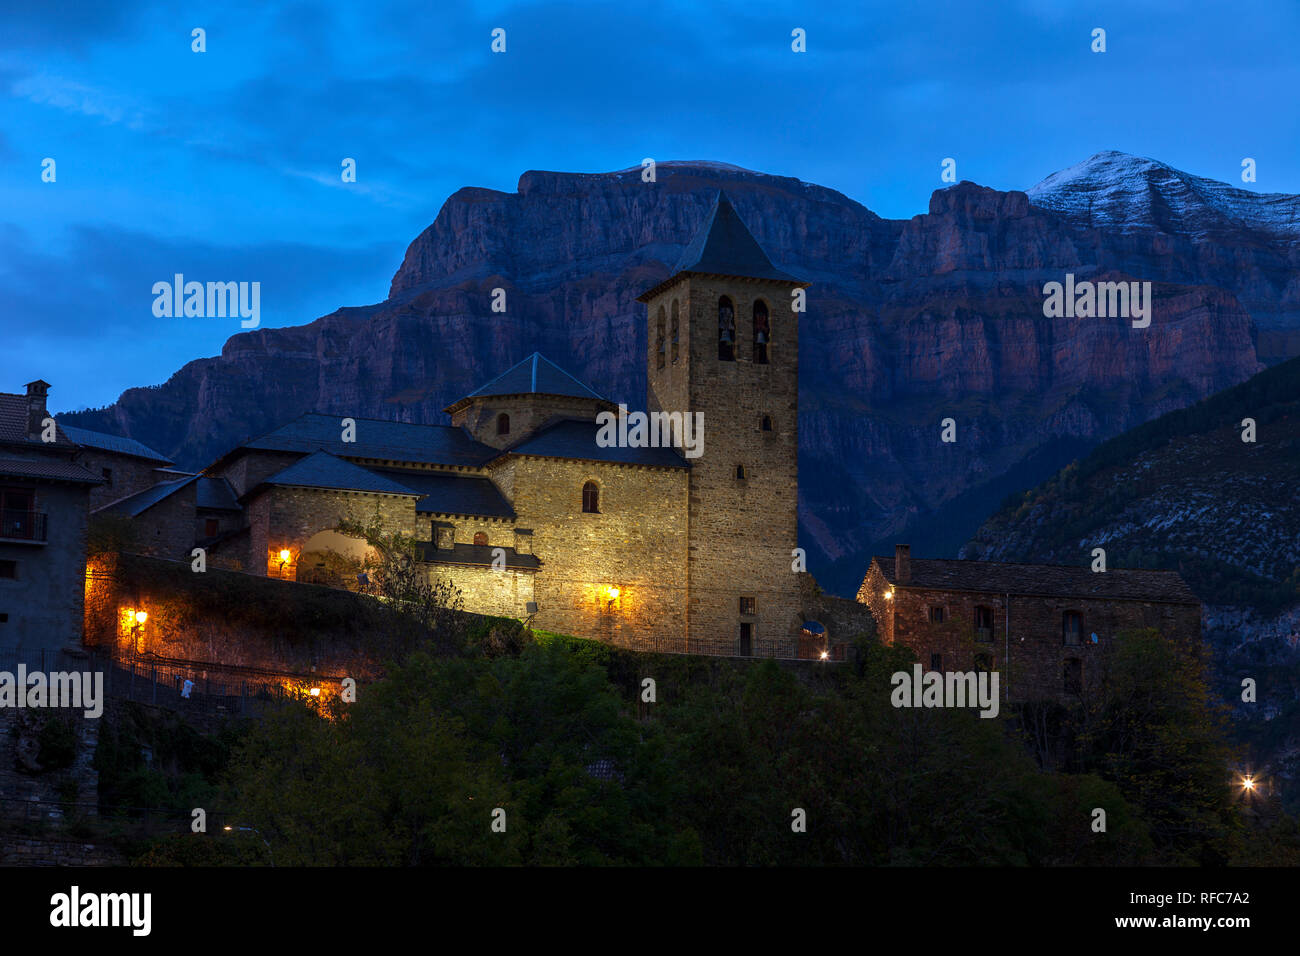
[{"x1": 1028, "y1": 151, "x2": 1300, "y2": 239}]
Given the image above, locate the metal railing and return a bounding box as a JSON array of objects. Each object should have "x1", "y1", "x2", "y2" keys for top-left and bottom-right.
[{"x1": 0, "y1": 509, "x2": 46, "y2": 542}]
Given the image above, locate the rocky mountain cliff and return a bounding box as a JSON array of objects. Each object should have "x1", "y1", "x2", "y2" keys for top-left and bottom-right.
[{"x1": 63, "y1": 154, "x2": 1296, "y2": 595}]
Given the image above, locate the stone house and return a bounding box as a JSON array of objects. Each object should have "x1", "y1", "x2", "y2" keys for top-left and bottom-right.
[
  {"x1": 857, "y1": 544, "x2": 1202, "y2": 703},
  {"x1": 60, "y1": 425, "x2": 175, "y2": 510},
  {"x1": 0, "y1": 381, "x2": 102, "y2": 652}
]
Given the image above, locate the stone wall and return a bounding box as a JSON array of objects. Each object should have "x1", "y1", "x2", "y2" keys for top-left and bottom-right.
[
  {"x1": 0, "y1": 482, "x2": 90, "y2": 652},
  {"x1": 503, "y1": 455, "x2": 689, "y2": 651},
  {"x1": 453, "y1": 395, "x2": 612, "y2": 449},
  {"x1": 856, "y1": 563, "x2": 1202, "y2": 703},
  {"x1": 129, "y1": 482, "x2": 197, "y2": 560},
  {"x1": 0, "y1": 836, "x2": 123, "y2": 866},
  {"x1": 77, "y1": 450, "x2": 164, "y2": 511},
  {"x1": 251, "y1": 486, "x2": 418, "y2": 578},
  {"x1": 644, "y1": 273, "x2": 803, "y2": 655}
]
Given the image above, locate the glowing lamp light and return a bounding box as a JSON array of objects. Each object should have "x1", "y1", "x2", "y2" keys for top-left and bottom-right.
[
  {"x1": 1242, "y1": 776, "x2": 1256, "y2": 792},
  {"x1": 819, "y1": 651, "x2": 829, "y2": 660},
  {"x1": 607, "y1": 586, "x2": 620, "y2": 600},
  {"x1": 309, "y1": 687, "x2": 321, "y2": 697},
  {"x1": 134, "y1": 611, "x2": 148, "y2": 625},
  {"x1": 885, "y1": 590, "x2": 894, "y2": 601},
  {"x1": 278, "y1": 549, "x2": 291, "y2": 563}
]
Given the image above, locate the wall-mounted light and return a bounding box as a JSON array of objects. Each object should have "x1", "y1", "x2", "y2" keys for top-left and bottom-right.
[
  {"x1": 134, "y1": 610, "x2": 148, "y2": 625},
  {"x1": 885, "y1": 589, "x2": 894, "y2": 601},
  {"x1": 309, "y1": 687, "x2": 321, "y2": 697}
]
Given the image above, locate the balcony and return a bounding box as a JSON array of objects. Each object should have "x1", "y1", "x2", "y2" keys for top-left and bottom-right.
[{"x1": 0, "y1": 510, "x2": 47, "y2": 543}]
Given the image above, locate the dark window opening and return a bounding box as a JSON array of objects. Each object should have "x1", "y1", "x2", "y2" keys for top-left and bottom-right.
[
  {"x1": 718, "y1": 296, "x2": 735, "y2": 361},
  {"x1": 739, "y1": 622, "x2": 753, "y2": 656},
  {"x1": 496, "y1": 413, "x2": 510, "y2": 436},
  {"x1": 930, "y1": 653, "x2": 942, "y2": 672},
  {"x1": 0, "y1": 560, "x2": 16, "y2": 579},
  {"x1": 761, "y1": 415, "x2": 773, "y2": 432},
  {"x1": 1063, "y1": 611, "x2": 1082, "y2": 646},
  {"x1": 1064, "y1": 658, "x2": 1083, "y2": 695},
  {"x1": 753, "y1": 300, "x2": 770, "y2": 364},
  {"x1": 929, "y1": 605, "x2": 945, "y2": 624},
  {"x1": 735, "y1": 464, "x2": 747, "y2": 480},
  {"x1": 974, "y1": 605, "x2": 994, "y2": 642},
  {"x1": 740, "y1": 596, "x2": 756, "y2": 615},
  {"x1": 656, "y1": 306, "x2": 666, "y2": 369},
  {"x1": 473, "y1": 532, "x2": 488, "y2": 547},
  {"x1": 204, "y1": 518, "x2": 218, "y2": 538},
  {"x1": 670, "y1": 301, "x2": 680, "y2": 363},
  {"x1": 102, "y1": 467, "x2": 113, "y2": 485},
  {"x1": 582, "y1": 481, "x2": 600, "y2": 514}
]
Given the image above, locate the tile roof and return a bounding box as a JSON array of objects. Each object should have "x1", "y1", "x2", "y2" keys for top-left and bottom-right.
[
  {"x1": 638, "y1": 191, "x2": 805, "y2": 300},
  {"x1": 0, "y1": 393, "x2": 74, "y2": 447},
  {"x1": 454, "y1": 353, "x2": 609, "y2": 406},
  {"x1": 261, "y1": 451, "x2": 421, "y2": 496},
  {"x1": 240, "y1": 412, "x2": 498, "y2": 467},
  {"x1": 870, "y1": 556, "x2": 1200, "y2": 605},
  {"x1": 59, "y1": 425, "x2": 173, "y2": 464},
  {"x1": 97, "y1": 475, "x2": 199, "y2": 515},
  {"x1": 372, "y1": 469, "x2": 515, "y2": 518},
  {"x1": 417, "y1": 541, "x2": 541, "y2": 570},
  {"x1": 0, "y1": 455, "x2": 102, "y2": 484},
  {"x1": 504, "y1": 418, "x2": 690, "y2": 469}
]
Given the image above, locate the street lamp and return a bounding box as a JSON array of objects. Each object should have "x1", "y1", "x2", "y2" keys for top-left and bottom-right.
[{"x1": 223, "y1": 825, "x2": 274, "y2": 866}]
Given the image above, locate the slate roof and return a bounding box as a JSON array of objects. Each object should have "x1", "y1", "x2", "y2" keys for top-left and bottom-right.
[
  {"x1": 372, "y1": 469, "x2": 516, "y2": 518},
  {"x1": 261, "y1": 451, "x2": 421, "y2": 496},
  {"x1": 98, "y1": 475, "x2": 200, "y2": 515},
  {"x1": 237, "y1": 412, "x2": 498, "y2": 467},
  {"x1": 504, "y1": 418, "x2": 690, "y2": 469},
  {"x1": 638, "y1": 191, "x2": 806, "y2": 301},
  {"x1": 870, "y1": 556, "x2": 1200, "y2": 605},
  {"x1": 446, "y1": 353, "x2": 610, "y2": 412},
  {"x1": 196, "y1": 476, "x2": 241, "y2": 512},
  {"x1": 59, "y1": 425, "x2": 173, "y2": 464},
  {"x1": 0, "y1": 455, "x2": 102, "y2": 484},
  {"x1": 417, "y1": 542, "x2": 541, "y2": 571}
]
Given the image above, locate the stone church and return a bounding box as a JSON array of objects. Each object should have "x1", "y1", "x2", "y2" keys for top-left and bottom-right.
[{"x1": 102, "y1": 193, "x2": 829, "y2": 657}]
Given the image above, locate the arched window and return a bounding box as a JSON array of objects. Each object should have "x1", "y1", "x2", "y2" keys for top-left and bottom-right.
[
  {"x1": 670, "y1": 300, "x2": 680, "y2": 364},
  {"x1": 718, "y1": 296, "x2": 735, "y2": 361},
  {"x1": 753, "y1": 300, "x2": 770, "y2": 364},
  {"x1": 760, "y1": 414, "x2": 773, "y2": 432},
  {"x1": 473, "y1": 532, "x2": 488, "y2": 546},
  {"x1": 582, "y1": 481, "x2": 600, "y2": 513},
  {"x1": 496, "y1": 413, "x2": 510, "y2": 436},
  {"x1": 656, "y1": 306, "x2": 666, "y2": 370},
  {"x1": 1063, "y1": 611, "x2": 1082, "y2": 645},
  {"x1": 735, "y1": 464, "x2": 747, "y2": 480}
]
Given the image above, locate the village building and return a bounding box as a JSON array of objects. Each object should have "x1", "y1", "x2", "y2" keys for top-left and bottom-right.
[
  {"x1": 0, "y1": 381, "x2": 102, "y2": 652},
  {"x1": 857, "y1": 544, "x2": 1202, "y2": 702}
]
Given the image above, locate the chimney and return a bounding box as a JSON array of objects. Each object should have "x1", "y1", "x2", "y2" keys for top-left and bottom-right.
[
  {"x1": 24, "y1": 380, "x2": 50, "y2": 440},
  {"x1": 895, "y1": 544, "x2": 911, "y2": 585}
]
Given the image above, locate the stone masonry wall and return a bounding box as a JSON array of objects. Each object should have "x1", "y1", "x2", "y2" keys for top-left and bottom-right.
[
  {"x1": 501, "y1": 455, "x2": 689, "y2": 651},
  {"x1": 645, "y1": 273, "x2": 803, "y2": 656}
]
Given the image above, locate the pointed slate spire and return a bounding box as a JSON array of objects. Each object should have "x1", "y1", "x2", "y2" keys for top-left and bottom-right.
[
  {"x1": 674, "y1": 190, "x2": 801, "y2": 280},
  {"x1": 639, "y1": 191, "x2": 804, "y2": 301}
]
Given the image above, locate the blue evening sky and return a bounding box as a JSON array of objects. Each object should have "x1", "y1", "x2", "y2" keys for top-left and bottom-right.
[{"x1": 3, "y1": 0, "x2": 1298, "y2": 411}]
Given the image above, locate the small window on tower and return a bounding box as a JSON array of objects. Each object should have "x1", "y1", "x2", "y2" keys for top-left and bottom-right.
[
  {"x1": 670, "y1": 301, "x2": 680, "y2": 363},
  {"x1": 473, "y1": 532, "x2": 488, "y2": 547},
  {"x1": 582, "y1": 481, "x2": 600, "y2": 514},
  {"x1": 753, "y1": 300, "x2": 770, "y2": 364},
  {"x1": 761, "y1": 415, "x2": 773, "y2": 432},
  {"x1": 735, "y1": 464, "x2": 747, "y2": 480},
  {"x1": 656, "y1": 306, "x2": 666, "y2": 369},
  {"x1": 718, "y1": 296, "x2": 736, "y2": 361},
  {"x1": 497, "y1": 413, "x2": 510, "y2": 436}
]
